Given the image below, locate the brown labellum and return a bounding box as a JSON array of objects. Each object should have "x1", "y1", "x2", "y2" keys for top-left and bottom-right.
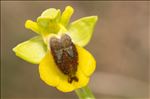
[{"x1": 50, "y1": 34, "x2": 78, "y2": 83}]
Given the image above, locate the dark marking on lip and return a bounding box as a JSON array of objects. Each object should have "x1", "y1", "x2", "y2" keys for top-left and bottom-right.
[{"x1": 50, "y1": 34, "x2": 78, "y2": 83}]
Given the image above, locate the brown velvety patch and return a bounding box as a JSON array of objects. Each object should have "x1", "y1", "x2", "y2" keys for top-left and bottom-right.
[{"x1": 50, "y1": 34, "x2": 78, "y2": 83}]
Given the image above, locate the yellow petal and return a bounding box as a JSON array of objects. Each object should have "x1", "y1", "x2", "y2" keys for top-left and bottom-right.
[
  {"x1": 56, "y1": 69, "x2": 89, "y2": 92},
  {"x1": 39, "y1": 52, "x2": 61, "y2": 87},
  {"x1": 60, "y1": 6, "x2": 74, "y2": 27},
  {"x1": 76, "y1": 45, "x2": 96, "y2": 77},
  {"x1": 56, "y1": 78, "x2": 75, "y2": 92},
  {"x1": 25, "y1": 20, "x2": 40, "y2": 34},
  {"x1": 74, "y1": 69, "x2": 89, "y2": 89}
]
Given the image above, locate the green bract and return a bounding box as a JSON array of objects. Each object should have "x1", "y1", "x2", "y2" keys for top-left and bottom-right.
[{"x1": 13, "y1": 6, "x2": 98, "y2": 64}]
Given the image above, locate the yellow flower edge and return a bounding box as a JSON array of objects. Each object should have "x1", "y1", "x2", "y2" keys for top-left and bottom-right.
[{"x1": 39, "y1": 45, "x2": 96, "y2": 92}]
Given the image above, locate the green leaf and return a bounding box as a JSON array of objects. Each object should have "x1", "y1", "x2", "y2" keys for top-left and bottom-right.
[
  {"x1": 13, "y1": 36, "x2": 47, "y2": 64},
  {"x1": 68, "y1": 16, "x2": 98, "y2": 47},
  {"x1": 37, "y1": 8, "x2": 61, "y2": 28},
  {"x1": 60, "y1": 6, "x2": 74, "y2": 27}
]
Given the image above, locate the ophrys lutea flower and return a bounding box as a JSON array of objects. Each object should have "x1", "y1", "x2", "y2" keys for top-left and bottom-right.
[{"x1": 13, "y1": 6, "x2": 98, "y2": 92}]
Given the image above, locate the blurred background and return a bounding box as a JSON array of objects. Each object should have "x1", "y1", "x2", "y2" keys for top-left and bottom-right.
[{"x1": 1, "y1": 1, "x2": 149, "y2": 99}]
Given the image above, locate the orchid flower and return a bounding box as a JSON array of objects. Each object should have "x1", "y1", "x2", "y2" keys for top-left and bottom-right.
[{"x1": 13, "y1": 6, "x2": 98, "y2": 99}]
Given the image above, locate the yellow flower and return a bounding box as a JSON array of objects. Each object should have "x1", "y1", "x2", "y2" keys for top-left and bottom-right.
[
  {"x1": 39, "y1": 34, "x2": 96, "y2": 92},
  {"x1": 13, "y1": 6, "x2": 98, "y2": 92}
]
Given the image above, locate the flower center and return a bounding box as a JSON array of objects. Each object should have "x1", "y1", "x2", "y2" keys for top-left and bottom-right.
[{"x1": 50, "y1": 34, "x2": 78, "y2": 83}]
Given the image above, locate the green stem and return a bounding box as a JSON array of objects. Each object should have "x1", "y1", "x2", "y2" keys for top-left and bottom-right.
[{"x1": 75, "y1": 86, "x2": 96, "y2": 99}]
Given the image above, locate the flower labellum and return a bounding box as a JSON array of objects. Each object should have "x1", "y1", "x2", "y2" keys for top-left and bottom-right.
[{"x1": 50, "y1": 34, "x2": 78, "y2": 83}]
